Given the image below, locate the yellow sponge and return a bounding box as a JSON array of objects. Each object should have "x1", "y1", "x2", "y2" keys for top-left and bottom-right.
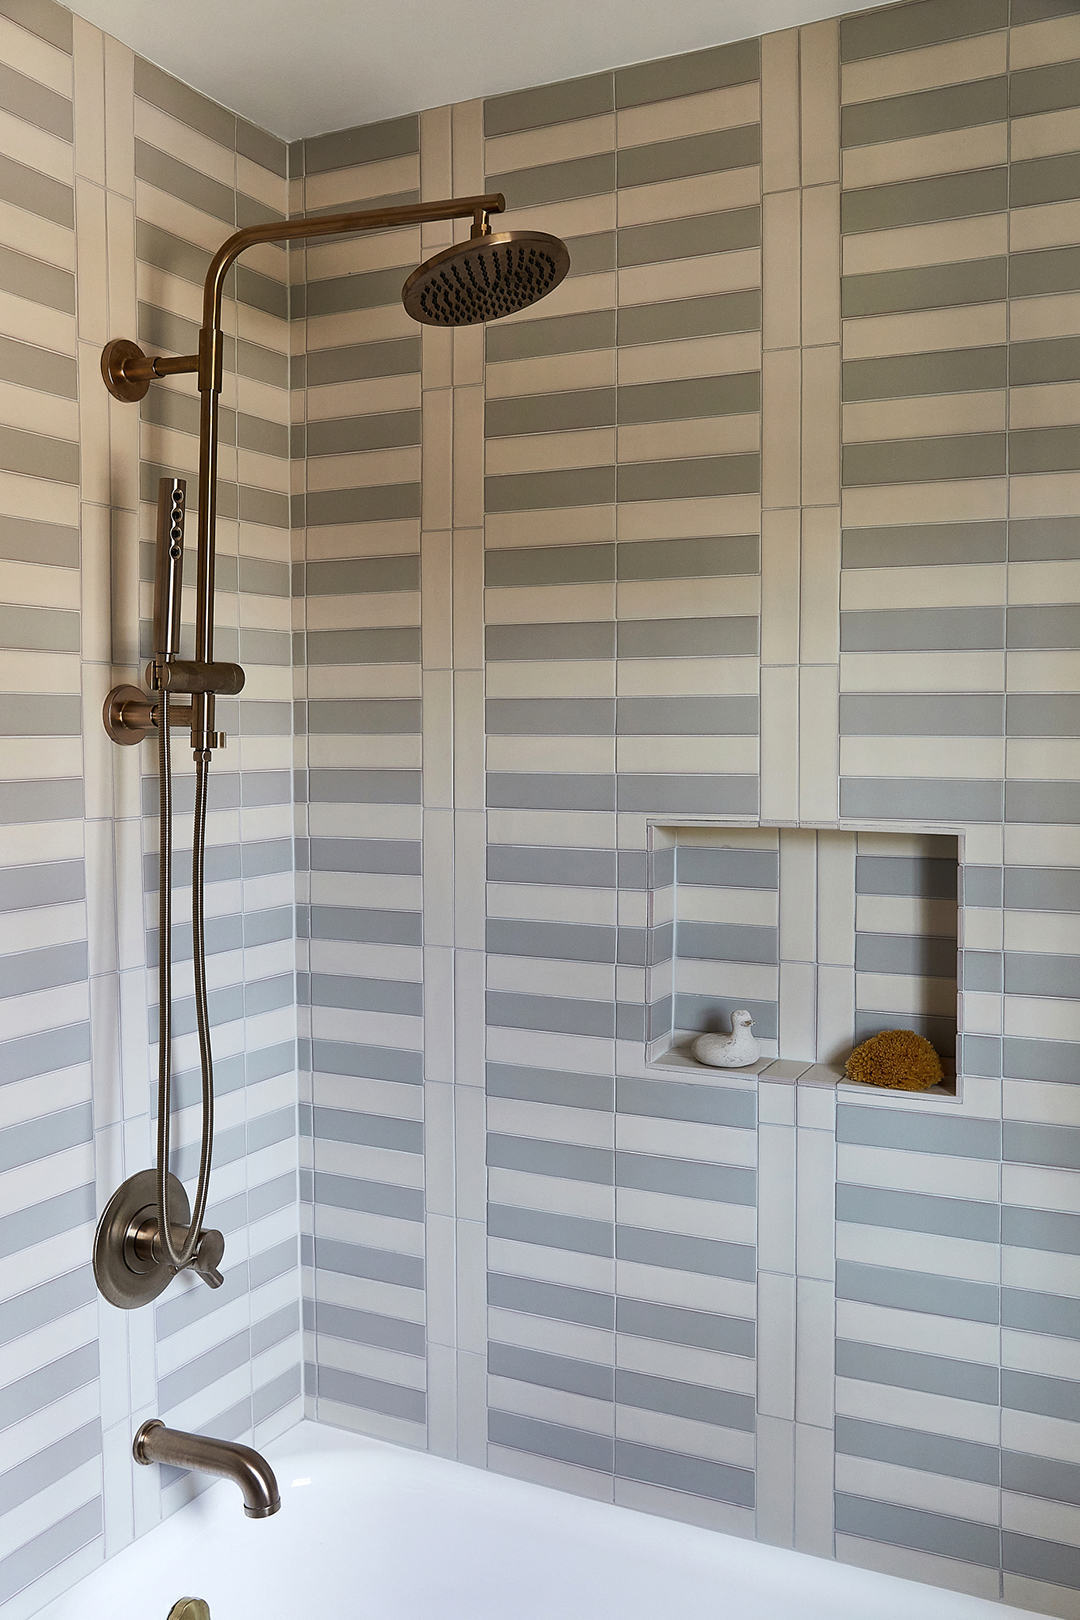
[{"x1": 845, "y1": 1029, "x2": 943, "y2": 1092}]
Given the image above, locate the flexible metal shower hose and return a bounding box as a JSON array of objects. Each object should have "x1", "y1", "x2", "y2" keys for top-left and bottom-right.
[{"x1": 156, "y1": 686, "x2": 215, "y2": 1269}]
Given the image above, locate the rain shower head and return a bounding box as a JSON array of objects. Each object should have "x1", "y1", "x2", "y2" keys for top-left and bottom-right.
[{"x1": 402, "y1": 227, "x2": 570, "y2": 326}]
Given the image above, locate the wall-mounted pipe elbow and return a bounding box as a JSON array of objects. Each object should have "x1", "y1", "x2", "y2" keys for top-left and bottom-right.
[{"x1": 134, "y1": 1419, "x2": 280, "y2": 1518}]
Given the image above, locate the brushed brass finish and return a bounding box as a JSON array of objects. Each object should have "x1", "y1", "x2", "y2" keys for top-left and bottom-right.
[
  {"x1": 135, "y1": 1420, "x2": 280, "y2": 1518},
  {"x1": 168, "y1": 1603, "x2": 211, "y2": 1620},
  {"x1": 403, "y1": 229, "x2": 570, "y2": 326},
  {"x1": 101, "y1": 339, "x2": 200, "y2": 401}
]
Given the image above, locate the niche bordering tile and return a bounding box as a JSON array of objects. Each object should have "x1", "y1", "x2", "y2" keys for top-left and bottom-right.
[{"x1": 643, "y1": 822, "x2": 961, "y2": 1098}]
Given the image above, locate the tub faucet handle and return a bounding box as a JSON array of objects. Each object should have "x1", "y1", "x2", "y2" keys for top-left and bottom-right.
[
  {"x1": 168, "y1": 1604, "x2": 210, "y2": 1620},
  {"x1": 191, "y1": 1227, "x2": 225, "y2": 1288}
]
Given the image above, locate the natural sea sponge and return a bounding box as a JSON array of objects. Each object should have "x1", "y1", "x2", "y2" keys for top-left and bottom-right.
[{"x1": 845, "y1": 1029, "x2": 943, "y2": 1092}]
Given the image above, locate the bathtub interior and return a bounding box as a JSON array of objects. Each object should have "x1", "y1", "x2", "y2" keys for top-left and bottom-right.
[{"x1": 34, "y1": 1423, "x2": 1039, "y2": 1620}]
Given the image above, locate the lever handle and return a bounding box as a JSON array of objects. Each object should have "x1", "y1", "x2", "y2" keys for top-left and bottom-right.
[{"x1": 191, "y1": 1227, "x2": 225, "y2": 1288}]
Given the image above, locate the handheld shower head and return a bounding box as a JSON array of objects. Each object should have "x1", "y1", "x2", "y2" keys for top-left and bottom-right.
[{"x1": 402, "y1": 228, "x2": 570, "y2": 327}]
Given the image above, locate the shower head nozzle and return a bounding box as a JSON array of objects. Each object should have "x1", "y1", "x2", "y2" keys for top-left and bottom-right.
[{"x1": 402, "y1": 229, "x2": 570, "y2": 327}]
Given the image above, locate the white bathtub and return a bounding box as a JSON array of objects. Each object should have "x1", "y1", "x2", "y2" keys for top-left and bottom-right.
[{"x1": 37, "y1": 1422, "x2": 1036, "y2": 1620}]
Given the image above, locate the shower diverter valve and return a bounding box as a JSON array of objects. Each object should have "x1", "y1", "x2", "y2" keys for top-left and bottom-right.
[{"x1": 94, "y1": 1169, "x2": 225, "y2": 1308}]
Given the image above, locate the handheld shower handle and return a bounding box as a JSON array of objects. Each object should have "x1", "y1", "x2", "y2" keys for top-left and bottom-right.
[{"x1": 153, "y1": 477, "x2": 186, "y2": 659}]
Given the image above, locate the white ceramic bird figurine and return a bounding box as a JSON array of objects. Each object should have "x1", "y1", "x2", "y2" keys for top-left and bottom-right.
[{"x1": 693, "y1": 1010, "x2": 760, "y2": 1069}]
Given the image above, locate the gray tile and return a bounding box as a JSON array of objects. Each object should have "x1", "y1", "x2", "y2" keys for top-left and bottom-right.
[
  {"x1": 310, "y1": 837, "x2": 421, "y2": 876},
  {"x1": 488, "y1": 1269, "x2": 615, "y2": 1329},
  {"x1": 0, "y1": 149, "x2": 71, "y2": 228},
  {"x1": 1010, "y1": 516, "x2": 1080, "y2": 561},
  {"x1": 843, "y1": 431, "x2": 1004, "y2": 487},
  {"x1": 0, "y1": 940, "x2": 85, "y2": 1003},
  {"x1": 487, "y1": 308, "x2": 615, "y2": 363},
  {"x1": 0, "y1": 1500, "x2": 101, "y2": 1609},
  {"x1": 489, "y1": 153, "x2": 615, "y2": 211},
  {"x1": 1011, "y1": 334, "x2": 1080, "y2": 388},
  {"x1": 617, "y1": 1151, "x2": 756, "y2": 1207},
  {"x1": 1004, "y1": 1121, "x2": 1080, "y2": 1171},
  {"x1": 1003, "y1": 1037, "x2": 1080, "y2": 1085},
  {"x1": 486, "y1": 987, "x2": 615, "y2": 1038},
  {"x1": 616, "y1": 695, "x2": 757, "y2": 734},
  {"x1": 964, "y1": 865, "x2": 1003, "y2": 907},
  {"x1": 486, "y1": 465, "x2": 614, "y2": 513},
  {"x1": 486, "y1": 773, "x2": 615, "y2": 812},
  {"x1": 1011, "y1": 0, "x2": 1080, "y2": 19},
  {"x1": 307, "y1": 555, "x2": 419, "y2": 594},
  {"x1": 837, "y1": 1183, "x2": 996, "y2": 1243},
  {"x1": 487, "y1": 916, "x2": 616, "y2": 962},
  {"x1": 1003, "y1": 1448, "x2": 1080, "y2": 1507},
  {"x1": 618, "y1": 206, "x2": 760, "y2": 268},
  {"x1": 1012, "y1": 152, "x2": 1080, "y2": 210},
  {"x1": 615, "y1": 1438, "x2": 754, "y2": 1506},
  {"x1": 857, "y1": 855, "x2": 957, "y2": 899},
  {"x1": 486, "y1": 620, "x2": 615, "y2": 661},
  {"x1": 616, "y1": 1295, "x2": 754, "y2": 1357},
  {"x1": 306, "y1": 628, "x2": 421, "y2": 665},
  {"x1": 616, "y1": 1223, "x2": 756, "y2": 1282},
  {"x1": 618, "y1": 372, "x2": 759, "y2": 425},
  {"x1": 304, "y1": 264, "x2": 412, "y2": 319},
  {"x1": 0, "y1": 693, "x2": 81, "y2": 735},
  {"x1": 236, "y1": 118, "x2": 287, "y2": 177},
  {"x1": 618, "y1": 126, "x2": 760, "y2": 190},
  {"x1": 0, "y1": 0, "x2": 71, "y2": 51},
  {"x1": 0, "y1": 63, "x2": 70, "y2": 146},
  {"x1": 837, "y1": 1259, "x2": 999, "y2": 1324},
  {"x1": 835, "y1": 1338, "x2": 999, "y2": 1404},
  {"x1": 485, "y1": 543, "x2": 615, "y2": 588},
  {"x1": 564, "y1": 230, "x2": 617, "y2": 276},
  {"x1": 1003, "y1": 1368, "x2": 1080, "y2": 1423},
  {"x1": 485, "y1": 73, "x2": 613, "y2": 136},
  {"x1": 617, "y1": 1076, "x2": 755, "y2": 1129},
  {"x1": 0, "y1": 1020, "x2": 90, "y2": 1085},
  {"x1": 308, "y1": 336, "x2": 419, "y2": 387},
  {"x1": 677, "y1": 846, "x2": 776, "y2": 889},
  {"x1": 311, "y1": 973, "x2": 422, "y2": 1018},
  {"x1": 1003, "y1": 1287, "x2": 1080, "y2": 1341},
  {"x1": 305, "y1": 482, "x2": 421, "y2": 527},
  {"x1": 311, "y1": 906, "x2": 422, "y2": 947},
  {"x1": 0, "y1": 1102, "x2": 90, "y2": 1173},
  {"x1": 315, "y1": 1301, "x2": 424, "y2": 1356},
  {"x1": 1010, "y1": 425, "x2": 1080, "y2": 476},
  {"x1": 0, "y1": 1420, "x2": 99, "y2": 1520},
  {"x1": 617, "y1": 615, "x2": 758, "y2": 658},
  {"x1": 489, "y1": 1201, "x2": 613, "y2": 1257},
  {"x1": 485, "y1": 389, "x2": 616, "y2": 439},
  {"x1": 842, "y1": 347, "x2": 1006, "y2": 404},
  {"x1": 135, "y1": 139, "x2": 233, "y2": 225},
  {"x1": 841, "y1": 605, "x2": 1003, "y2": 652},
  {"x1": 678, "y1": 919, "x2": 777, "y2": 964},
  {"x1": 836, "y1": 1416, "x2": 999, "y2": 1485},
  {"x1": 965, "y1": 1034, "x2": 1002, "y2": 1079},
  {"x1": 308, "y1": 698, "x2": 421, "y2": 733},
  {"x1": 616, "y1": 1367, "x2": 754, "y2": 1431},
  {"x1": 618, "y1": 288, "x2": 761, "y2": 346},
  {"x1": 855, "y1": 930, "x2": 957, "y2": 978},
  {"x1": 134, "y1": 55, "x2": 233, "y2": 146},
  {"x1": 0, "y1": 1340, "x2": 97, "y2": 1429},
  {"x1": 835, "y1": 1493, "x2": 999, "y2": 1567},
  {"x1": 1004, "y1": 1532, "x2": 1080, "y2": 1593},
  {"x1": 841, "y1": 257, "x2": 1006, "y2": 317},
  {"x1": 490, "y1": 1340, "x2": 613, "y2": 1401},
  {"x1": 304, "y1": 115, "x2": 418, "y2": 174},
  {"x1": 1009, "y1": 696, "x2": 1080, "y2": 738},
  {"x1": 842, "y1": 520, "x2": 1005, "y2": 568},
  {"x1": 1005, "y1": 865, "x2": 1080, "y2": 912},
  {"x1": 486, "y1": 843, "x2": 616, "y2": 887},
  {"x1": 964, "y1": 951, "x2": 1003, "y2": 992},
  {"x1": 489, "y1": 1408, "x2": 612, "y2": 1472},
  {"x1": 0, "y1": 238, "x2": 73, "y2": 313},
  {"x1": 488, "y1": 1132, "x2": 613, "y2": 1184},
  {"x1": 841, "y1": 692, "x2": 1001, "y2": 736},
  {"x1": 0, "y1": 857, "x2": 83, "y2": 913},
  {"x1": 317, "y1": 1364, "x2": 424, "y2": 1424},
  {"x1": 842, "y1": 75, "x2": 1007, "y2": 148},
  {"x1": 617, "y1": 775, "x2": 758, "y2": 815},
  {"x1": 312, "y1": 1172, "x2": 423, "y2": 1223},
  {"x1": 486, "y1": 697, "x2": 614, "y2": 735},
  {"x1": 315, "y1": 1236, "x2": 423, "y2": 1290},
  {"x1": 309, "y1": 769, "x2": 420, "y2": 804},
  {"x1": 1006, "y1": 782, "x2": 1080, "y2": 824},
  {"x1": 618, "y1": 533, "x2": 758, "y2": 580},
  {"x1": 840, "y1": 0, "x2": 1007, "y2": 63},
  {"x1": 311, "y1": 1039, "x2": 422, "y2": 1084},
  {"x1": 843, "y1": 168, "x2": 1007, "y2": 236},
  {"x1": 615, "y1": 38, "x2": 760, "y2": 108},
  {"x1": 487, "y1": 1061, "x2": 613, "y2": 1111},
  {"x1": 1011, "y1": 245, "x2": 1080, "y2": 300},
  {"x1": 854, "y1": 1007, "x2": 955, "y2": 1054}
]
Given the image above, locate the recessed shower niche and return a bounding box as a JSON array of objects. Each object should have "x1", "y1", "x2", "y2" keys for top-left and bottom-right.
[{"x1": 643, "y1": 825, "x2": 961, "y2": 1094}]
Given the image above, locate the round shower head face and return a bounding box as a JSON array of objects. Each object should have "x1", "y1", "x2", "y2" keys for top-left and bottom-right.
[{"x1": 402, "y1": 230, "x2": 570, "y2": 327}]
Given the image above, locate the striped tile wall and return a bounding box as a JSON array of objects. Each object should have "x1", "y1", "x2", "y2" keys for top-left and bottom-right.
[{"x1": 0, "y1": 5, "x2": 299, "y2": 1616}]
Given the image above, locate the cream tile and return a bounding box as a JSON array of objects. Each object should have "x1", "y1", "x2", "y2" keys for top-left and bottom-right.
[
  {"x1": 841, "y1": 650, "x2": 1005, "y2": 691},
  {"x1": 1012, "y1": 105, "x2": 1080, "y2": 164},
  {"x1": 616, "y1": 734, "x2": 757, "y2": 774},
  {"x1": 1010, "y1": 471, "x2": 1080, "y2": 521},
  {"x1": 1011, "y1": 197, "x2": 1080, "y2": 254},
  {"x1": 484, "y1": 580, "x2": 613, "y2": 624},
  {"x1": 487, "y1": 660, "x2": 615, "y2": 699},
  {"x1": 1010, "y1": 291, "x2": 1080, "y2": 343},
  {"x1": 802, "y1": 346, "x2": 840, "y2": 507},
  {"x1": 486, "y1": 506, "x2": 614, "y2": 548},
  {"x1": 617, "y1": 167, "x2": 759, "y2": 230},
  {"x1": 306, "y1": 227, "x2": 420, "y2": 282},
  {"x1": 760, "y1": 664, "x2": 798, "y2": 822},
  {"x1": 1007, "y1": 650, "x2": 1080, "y2": 693},
  {"x1": 840, "y1": 33, "x2": 1006, "y2": 104},
  {"x1": 801, "y1": 18, "x2": 840, "y2": 186},
  {"x1": 844, "y1": 392, "x2": 1005, "y2": 444},
  {"x1": 761, "y1": 28, "x2": 799, "y2": 195},
  {"x1": 487, "y1": 733, "x2": 613, "y2": 773},
  {"x1": 800, "y1": 664, "x2": 839, "y2": 823},
  {"x1": 305, "y1": 445, "x2": 419, "y2": 492},
  {"x1": 486, "y1": 349, "x2": 615, "y2": 400},
  {"x1": 841, "y1": 477, "x2": 1006, "y2": 528},
  {"x1": 619, "y1": 414, "x2": 758, "y2": 463},
  {"x1": 616, "y1": 492, "x2": 760, "y2": 541},
  {"x1": 1008, "y1": 559, "x2": 1080, "y2": 605},
  {"x1": 615, "y1": 656, "x2": 758, "y2": 696},
  {"x1": 842, "y1": 213, "x2": 1007, "y2": 277},
  {"x1": 617, "y1": 81, "x2": 760, "y2": 149},
  {"x1": 134, "y1": 98, "x2": 233, "y2": 186},
  {"x1": 494, "y1": 193, "x2": 616, "y2": 242},
  {"x1": 843, "y1": 302, "x2": 1006, "y2": 360},
  {"x1": 619, "y1": 247, "x2": 759, "y2": 307},
  {"x1": 762, "y1": 347, "x2": 800, "y2": 509},
  {"x1": 1008, "y1": 738, "x2": 1080, "y2": 782},
  {"x1": 801, "y1": 505, "x2": 841, "y2": 663},
  {"x1": 1011, "y1": 382, "x2": 1080, "y2": 434},
  {"x1": 307, "y1": 374, "x2": 419, "y2": 420},
  {"x1": 617, "y1": 329, "x2": 760, "y2": 386},
  {"x1": 303, "y1": 152, "x2": 419, "y2": 213},
  {"x1": 762, "y1": 188, "x2": 800, "y2": 350},
  {"x1": 616, "y1": 573, "x2": 758, "y2": 619},
  {"x1": 485, "y1": 426, "x2": 614, "y2": 477},
  {"x1": 843, "y1": 124, "x2": 1007, "y2": 191},
  {"x1": 802, "y1": 183, "x2": 840, "y2": 349},
  {"x1": 840, "y1": 735, "x2": 1004, "y2": 778},
  {"x1": 485, "y1": 113, "x2": 614, "y2": 175},
  {"x1": 1009, "y1": 15, "x2": 1080, "y2": 72}
]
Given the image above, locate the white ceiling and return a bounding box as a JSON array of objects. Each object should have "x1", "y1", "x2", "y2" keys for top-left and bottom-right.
[{"x1": 66, "y1": 0, "x2": 882, "y2": 143}]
